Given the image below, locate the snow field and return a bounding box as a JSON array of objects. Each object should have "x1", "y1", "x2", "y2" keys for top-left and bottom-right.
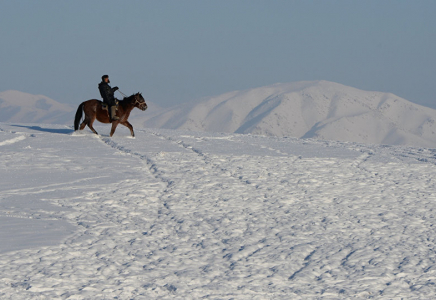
[{"x1": 0, "y1": 123, "x2": 436, "y2": 298}]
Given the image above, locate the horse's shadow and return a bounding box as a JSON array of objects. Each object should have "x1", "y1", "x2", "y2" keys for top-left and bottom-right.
[{"x1": 11, "y1": 125, "x2": 74, "y2": 135}]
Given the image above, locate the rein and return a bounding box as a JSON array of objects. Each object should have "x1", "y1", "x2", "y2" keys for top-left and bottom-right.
[
  {"x1": 118, "y1": 90, "x2": 140, "y2": 104},
  {"x1": 117, "y1": 90, "x2": 128, "y2": 98}
]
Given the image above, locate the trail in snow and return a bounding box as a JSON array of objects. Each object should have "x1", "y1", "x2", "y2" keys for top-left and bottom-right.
[
  {"x1": 0, "y1": 135, "x2": 26, "y2": 146},
  {"x1": 0, "y1": 123, "x2": 436, "y2": 299}
]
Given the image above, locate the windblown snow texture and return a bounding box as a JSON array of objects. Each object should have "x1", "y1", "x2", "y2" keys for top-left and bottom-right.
[{"x1": 1, "y1": 123, "x2": 436, "y2": 298}]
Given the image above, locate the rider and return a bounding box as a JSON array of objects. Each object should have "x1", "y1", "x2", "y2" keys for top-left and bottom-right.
[{"x1": 98, "y1": 75, "x2": 120, "y2": 121}]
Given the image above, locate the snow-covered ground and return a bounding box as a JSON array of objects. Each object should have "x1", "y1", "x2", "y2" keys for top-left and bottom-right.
[{"x1": 1, "y1": 122, "x2": 436, "y2": 299}]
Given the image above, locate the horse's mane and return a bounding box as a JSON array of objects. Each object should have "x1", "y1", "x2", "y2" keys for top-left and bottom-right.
[{"x1": 119, "y1": 92, "x2": 141, "y2": 102}]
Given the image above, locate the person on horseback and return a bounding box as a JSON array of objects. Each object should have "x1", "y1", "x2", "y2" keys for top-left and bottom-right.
[{"x1": 98, "y1": 75, "x2": 120, "y2": 121}]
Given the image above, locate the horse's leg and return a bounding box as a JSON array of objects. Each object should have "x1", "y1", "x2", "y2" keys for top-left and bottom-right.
[
  {"x1": 80, "y1": 114, "x2": 91, "y2": 131},
  {"x1": 121, "y1": 121, "x2": 135, "y2": 137},
  {"x1": 79, "y1": 120, "x2": 87, "y2": 130},
  {"x1": 87, "y1": 116, "x2": 98, "y2": 135},
  {"x1": 110, "y1": 121, "x2": 119, "y2": 137},
  {"x1": 79, "y1": 104, "x2": 89, "y2": 130}
]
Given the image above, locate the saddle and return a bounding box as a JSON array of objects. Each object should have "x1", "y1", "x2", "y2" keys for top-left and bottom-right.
[{"x1": 101, "y1": 100, "x2": 119, "y2": 116}]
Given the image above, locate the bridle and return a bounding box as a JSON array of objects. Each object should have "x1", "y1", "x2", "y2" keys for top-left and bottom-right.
[
  {"x1": 133, "y1": 94, "x2": 147, "y2": 110},
  {"x1": 117, "y1": 90, "x2": 147, "y2": 110}
]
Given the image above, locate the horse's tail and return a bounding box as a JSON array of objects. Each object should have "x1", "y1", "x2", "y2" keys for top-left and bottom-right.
[{"x1": 74, "y1": 102, "x2": 85, "y2": 131}]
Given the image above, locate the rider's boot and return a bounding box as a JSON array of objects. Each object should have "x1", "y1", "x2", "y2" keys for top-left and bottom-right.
[{"x1": 111, "y1": 106, "x2": 120, "y2": 121}]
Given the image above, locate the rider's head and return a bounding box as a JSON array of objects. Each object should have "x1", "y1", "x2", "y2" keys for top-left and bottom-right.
[{"x1": 102, "y1": 75, "x2": 110, "y2": 83}]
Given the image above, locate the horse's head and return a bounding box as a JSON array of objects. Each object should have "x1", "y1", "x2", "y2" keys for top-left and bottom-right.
[{"x1": 133, "y1": 92, "x2": 147, "y2": 111}]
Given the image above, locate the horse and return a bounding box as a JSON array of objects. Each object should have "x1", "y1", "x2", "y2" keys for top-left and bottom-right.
[{"x1": 74, "y1": 93, "x2": 147, "y2": 137}]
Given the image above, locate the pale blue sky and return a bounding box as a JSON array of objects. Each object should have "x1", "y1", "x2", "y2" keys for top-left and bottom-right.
[{"x1": 1, "y1": 1, "x2": 435, "y2": 108}]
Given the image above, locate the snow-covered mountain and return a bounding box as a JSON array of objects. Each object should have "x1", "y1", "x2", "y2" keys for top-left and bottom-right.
[
  {"x1": 3, "y1": 82, "x2": 436, "y2": 147},
  {"x1": 141, "y1": 81, "x2": 436, "y2": 147},
  {"x1": 128, "y1": 99, "x2": 164, "y2": 126},
  {"x1": 0, "y1": 90, "x2": 74, "y2": 124}
]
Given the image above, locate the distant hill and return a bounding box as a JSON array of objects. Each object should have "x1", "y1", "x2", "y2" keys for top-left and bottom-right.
[
  {"x1": 0, "y1": 90, "x2": 74, "y2": 124},
  {"x1": 140, "y1": 81, "x2": 436, "y2": 147},
  {"x1": 2, "y1": 83, "x2": 436, "y2": 147},
  {"x1": 0, "y1": 90, "x2": 161, "y2": 127}
]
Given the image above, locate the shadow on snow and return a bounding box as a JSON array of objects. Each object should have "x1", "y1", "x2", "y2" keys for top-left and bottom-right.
[{"x1": 11, "y1": 125, "x2": 74, "y2": 135}]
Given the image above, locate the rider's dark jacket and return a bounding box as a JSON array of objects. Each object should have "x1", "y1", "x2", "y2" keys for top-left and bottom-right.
[{"x1": 98, "y1": 81, "x2": 117, "y2": 106}]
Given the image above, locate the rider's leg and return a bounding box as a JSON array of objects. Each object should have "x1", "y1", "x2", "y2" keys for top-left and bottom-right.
[{"x1": 110, "y1": 106, "x2": 119, "y2": 120}]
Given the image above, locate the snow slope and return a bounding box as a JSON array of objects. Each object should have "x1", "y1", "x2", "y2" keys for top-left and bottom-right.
[
  {"x1": 1, "y1": 122, "x2": 436, "y2": 298},
  {"x1": 142, "y1": 81, "x2": 436, "y2": 147},
  {"x1": 0, "y1": 90, "x2": 75, "y2": 124}
]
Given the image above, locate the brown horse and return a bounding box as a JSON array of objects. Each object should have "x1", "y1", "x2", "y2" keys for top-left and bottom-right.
[{"x1": 74, "y1": 93, "x2": 147, "y2": 137}]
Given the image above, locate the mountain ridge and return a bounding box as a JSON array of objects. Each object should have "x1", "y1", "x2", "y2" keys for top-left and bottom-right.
[
  {"x1": 2, "y1": 81, "x2": 436, "y2": 147},
  {"x1": 0, "y1": 90, "x2": 74, "y2": 124},
  {"x1": 140, "y1": 80, "x2": 436, "y2": 147}
]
